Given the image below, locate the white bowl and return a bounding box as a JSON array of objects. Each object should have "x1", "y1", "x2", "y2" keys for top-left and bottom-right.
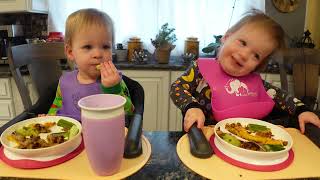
[
  {"x1": 0, "y1": 116, "x2": 82, "y2": 157},
  {"x1": 214, "y1": 118, "x2": 293, "y2": 163}
]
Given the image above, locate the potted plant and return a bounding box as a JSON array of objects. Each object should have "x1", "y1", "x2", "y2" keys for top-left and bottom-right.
[
  {"x1": 151, "y1": 23, "x2": 177, "y2": 63},
  {"x1": 202, "y1": 35, "x2": 222, "y2": 57}
]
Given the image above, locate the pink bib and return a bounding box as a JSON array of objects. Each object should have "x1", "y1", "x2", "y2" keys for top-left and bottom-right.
[{"x1": 198, "y1": 58, "x2": 274, "y2": 121}]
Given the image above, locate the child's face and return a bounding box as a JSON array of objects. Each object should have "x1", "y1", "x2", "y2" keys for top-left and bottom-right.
[
  {"x1": 65, "y1": 25, "x2": 112, "y2": 81},
  {"x1": 218, "y1": 23, "x2": 277, "y2": 77}
]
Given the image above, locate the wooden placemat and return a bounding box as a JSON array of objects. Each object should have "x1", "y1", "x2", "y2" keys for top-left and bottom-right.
[
  {"x1": 177, "y1": 127, "x2": 320, "y2": 180},
  {"x1": 0, "y1": 135, "x2": 151, "y2": 180}
]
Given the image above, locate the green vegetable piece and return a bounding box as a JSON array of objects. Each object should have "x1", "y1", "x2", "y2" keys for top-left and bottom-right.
[
  {"x1": 222, "y1": 133, "x2": 241, "y2": 147},
  {"x1": 15, "y1": 128, "x2": 28, "y2": 136},
  {"x1": 68, "y1": 125, "x2": 79, "y2": 139},
  {"x1": 247, "y1": 124, "x2": 270, "y2": 132},
  {"x1": 263, "y1": 144, "x2": 285, "y2": 152},
  {"x1": 15, "y1": 126, "x2": 38, "y2": 137},
  {"x1": 57, "y1": 119, "x2": 75, "y2": 130}
]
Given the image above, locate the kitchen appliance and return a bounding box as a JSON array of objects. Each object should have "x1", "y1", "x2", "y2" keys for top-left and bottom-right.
[{"x1": 0, "y1": 25, "x2": 25, "y2": 64}]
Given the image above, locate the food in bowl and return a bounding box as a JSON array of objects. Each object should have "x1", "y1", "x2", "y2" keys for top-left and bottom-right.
[
  {"x1": 0, "y1": 116, "x2": 82, "y2": 157},
  {"x1": 216, "y1": 122, "x2": 288, "y2": 152},
  {"x1": 7, "y1": 119, "x2": 79, "y2": 149},
  {"x1": 214, "y1": 118, "x2": 293, "y2": 165}
]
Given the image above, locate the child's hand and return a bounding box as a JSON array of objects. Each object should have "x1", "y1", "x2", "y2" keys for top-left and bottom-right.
[
  {"x1": 100, "y1": 60, "x2": 121, "y2": 87},
  {"x1": 184, "y1": 108, "x2": 205, "y2": 132},
  {"x1": 298, "y1": 111, "x2": 320, "y2": 134}
]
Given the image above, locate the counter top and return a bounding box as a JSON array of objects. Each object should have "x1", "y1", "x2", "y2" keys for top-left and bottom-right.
[
  {"x1": 0, "y1": 57, "x2": 190, "y2": 78},
  {"x1": 115, "y1": 57, "x2": 189, "y2": 71},
  {"x1": 0, "y1": 57, "x2": 284, "y2": 78}
]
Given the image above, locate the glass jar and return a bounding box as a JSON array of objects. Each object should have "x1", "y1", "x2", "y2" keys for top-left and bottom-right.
[
  {"x1": 184, "y1": 37, "x2": 199, "y2": 58},
  {"x1": 127, "y1": 37, "x2": 143, "y2": 62}
]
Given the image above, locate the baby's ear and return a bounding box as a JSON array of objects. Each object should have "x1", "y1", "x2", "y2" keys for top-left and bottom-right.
[
  {"x1": 64, "y1": 44, "x2": 74, "y2": 61},
  {"x1": 221, "y1": 34, "x2": 230, "y2": 43}
]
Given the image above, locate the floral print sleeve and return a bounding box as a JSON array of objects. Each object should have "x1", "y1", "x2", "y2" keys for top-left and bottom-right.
[
  {"x1": 263, "y1": 80, "x2": 307, "y2": 116},
  {"x1": 170, "y1": 60, "x2": 209, "y2": 114}
]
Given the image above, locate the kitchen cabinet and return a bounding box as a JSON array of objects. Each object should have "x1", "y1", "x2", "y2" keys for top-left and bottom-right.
[
  {"x1": 122, "y1": 70, "x2": 170, "y2": 131},
  {"x1": 10, "y1": 76, "x2": 38, "y2": 116},
  {"x1": 169, "y1": 71, "x2": 184, "y2": 131},
  {"x1": 0, "y1": 76, "x2": 37, "y2": 127},
  {"x1": 0, "y1": 78, "x2": 15, "y2": 126},
  {"x1": 0, "y1": 0, "x2": 48, "y2": 13}
]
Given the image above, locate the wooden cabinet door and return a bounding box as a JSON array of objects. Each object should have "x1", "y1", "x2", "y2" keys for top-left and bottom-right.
[
  {"x1": 0, "y1": 78, "x2": 14, "y2": 123},
  {"x1": 169, "y1": 71, "x2": 184, "y2": 131},
  {"x1": 11, "y1": 76, "x2": 38, "y2": 116},
  {"x1": 122, "y1": 70, "x2": 170, "y2": 131},
  {"x1": 0, "y1": 0, "x2": 48, "y2": 13}
]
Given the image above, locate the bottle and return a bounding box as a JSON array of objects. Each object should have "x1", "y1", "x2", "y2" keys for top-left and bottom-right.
[
  {"x1": 184, "y1": 37, "x2": 199, "y2": 58},
  {"x1": 127, "y1": 37, "x2": 143, "y2": 62}
]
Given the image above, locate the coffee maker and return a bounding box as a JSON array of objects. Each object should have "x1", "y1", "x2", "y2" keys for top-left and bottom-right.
[{"x1": 0, "y1": 25, "x2": 25, "y2": 64}]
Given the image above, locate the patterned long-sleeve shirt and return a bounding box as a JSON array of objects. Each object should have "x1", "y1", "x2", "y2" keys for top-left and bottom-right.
[{"x1": 170, "y1": 60, "x2": 307, "y2": 123}]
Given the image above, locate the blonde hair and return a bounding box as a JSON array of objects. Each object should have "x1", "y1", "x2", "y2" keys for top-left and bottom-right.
[
  {"x1": 225, "y1": 9, "x2": 286, "y2": 71},
  {"x1": 65, "y1": 8, "x2": 114, "y2": 47}
]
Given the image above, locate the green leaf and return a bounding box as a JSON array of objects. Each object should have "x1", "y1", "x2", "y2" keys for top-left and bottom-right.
[
  {"x1": 202, "y1": 43, "x2": 220, "y2": 53},
  {"x1": 202, "y1": 46, "x2": 215, "y2": 53}
]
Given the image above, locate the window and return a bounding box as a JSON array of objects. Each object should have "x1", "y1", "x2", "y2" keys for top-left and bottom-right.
[{"x1": 48, "y1": 0, "x2": 264, "y2": 56}]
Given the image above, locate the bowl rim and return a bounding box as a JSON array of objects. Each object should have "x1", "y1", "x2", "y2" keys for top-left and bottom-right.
[
  {"x1": 0, "y1": 116, "x2": 82, "y2": 153},
  {"x1": 214, "y1": 117, "x2": 293, "y2": 155}
]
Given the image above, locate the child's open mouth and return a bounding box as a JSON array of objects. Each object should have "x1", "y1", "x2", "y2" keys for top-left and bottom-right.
[{"x1": 236, "y1": 62, "x2": 243, "y2": 67}]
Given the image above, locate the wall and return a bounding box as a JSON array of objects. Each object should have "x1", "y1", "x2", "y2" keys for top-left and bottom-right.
[
  {"x1": 265, "y1": 0, "x2": 307, "y2": 40},
  {"x1": 305, "y1": 0, "x2": 320, "y2": 48}
]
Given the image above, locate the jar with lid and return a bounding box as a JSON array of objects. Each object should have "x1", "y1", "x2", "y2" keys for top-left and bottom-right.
[
  {"x1": 184, "y1": 37, "x2": 199, "y2": 58},
  {"x1": 127, "y1": 37, "x2": 143, "y2": 62}
]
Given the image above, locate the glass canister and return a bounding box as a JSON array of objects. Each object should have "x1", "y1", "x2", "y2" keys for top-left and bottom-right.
[
  {"x1": 184, "y1": 37, "x2": 199, "y2": 58},
  {"x1": 127, "y1": 37, "x2": 143, "y2": 62}
]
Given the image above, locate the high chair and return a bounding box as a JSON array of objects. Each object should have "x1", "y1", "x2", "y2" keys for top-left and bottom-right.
[
  {"x1": 275, "y1": 48, "x2": 320, "y2": 147},
  {"x1": 183, "y1": 48, "x2": 320, "y2": 155},
  {"x1": 0, "y1": 42, "x2": 144, "y2": 158}
]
